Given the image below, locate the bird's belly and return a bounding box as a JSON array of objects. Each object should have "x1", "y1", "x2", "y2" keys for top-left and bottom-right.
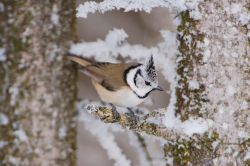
[{"x1": 93, "y1": 82, "x2": 144, "y2": 107}]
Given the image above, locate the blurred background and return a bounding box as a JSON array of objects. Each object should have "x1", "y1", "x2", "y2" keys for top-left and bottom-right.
[{"x1": 76, "y1": 1, "x2": 176, "y2": 165}]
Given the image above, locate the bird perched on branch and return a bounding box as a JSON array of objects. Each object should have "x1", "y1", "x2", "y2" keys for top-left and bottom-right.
[{"x1": 68, "y1": 55, "x2": 163, "y2": 107}]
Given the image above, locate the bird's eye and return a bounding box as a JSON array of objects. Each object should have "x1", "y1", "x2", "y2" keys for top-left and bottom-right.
[{"x1": 145, "y1": 81, "x2": 151, "y2": 86}]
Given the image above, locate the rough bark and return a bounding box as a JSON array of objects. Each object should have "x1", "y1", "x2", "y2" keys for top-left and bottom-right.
[
  {"x1": 170, "y1": 1, "x2": 249, "y2": 165},
  {"x1": 0, "y1": 1, "x2": 77, "y2": 165}
]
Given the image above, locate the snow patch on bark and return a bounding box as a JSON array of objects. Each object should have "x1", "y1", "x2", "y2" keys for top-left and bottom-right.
[
  {"x1": 0, "y1": 113, "x2": 9, "y2": 125},
  {"x1": 13, "y1": 129, "x2": 28, "y2": 142},
  {"x1": 0, "y1": 48, "x2": 6, "y2": 62},
  {"x1": 198, "y1": 1, "x2": 250, "y2": 143}
]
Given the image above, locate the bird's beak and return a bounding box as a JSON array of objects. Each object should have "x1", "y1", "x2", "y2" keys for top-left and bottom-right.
[{"x1": 154, "y1": 86, "x2": 163, "y2": 91}]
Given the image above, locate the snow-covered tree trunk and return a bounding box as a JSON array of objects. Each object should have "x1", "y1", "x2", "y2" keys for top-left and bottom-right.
[
  {"x1": 0, "y1": 1, "x2": 77, "y2": 165},
  {"x1": 171, "y1": 1, "x2": 249, "y2": 164}
]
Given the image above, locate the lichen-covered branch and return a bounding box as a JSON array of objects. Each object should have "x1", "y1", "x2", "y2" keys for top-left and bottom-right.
[
  {"x1": 84, "y1": 105, "x2": 182, "y2": 141},
  {"x1": 82, "y1": 103, "x2": 248, "y2": 165}
]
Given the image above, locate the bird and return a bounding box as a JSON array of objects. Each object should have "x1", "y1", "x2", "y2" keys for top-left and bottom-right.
[{"x1": 68, "y1": 55, "x2": 163, "y2": 107}]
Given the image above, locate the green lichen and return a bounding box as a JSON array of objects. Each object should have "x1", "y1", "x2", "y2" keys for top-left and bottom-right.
[
  {"x1": 176, "y1": 11, "x2": 207, "y2": 120},
  {"x1": 0, "y1": 1, "x2": 21, "y2": 163},
  {"x1": 241, "y1": 138, "x2": 250, "y2": 166},
  {"x1": 163, "y1": 10, "x2": 221, "y2": 165},
  {"x1": 164, "y1": 132, "x2": 219, "y2": 166}
]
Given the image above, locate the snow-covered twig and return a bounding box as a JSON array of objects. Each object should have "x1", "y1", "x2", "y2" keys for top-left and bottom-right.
[
  {"x1": 76, "y1": 0, "x2": 187, "y2": 18},
  {"x1": 81, "y1": 102, "x2": 181, "y2": 141},
  {"x1": 128, "y1": 133, "x2": 152, "y2": 166}
]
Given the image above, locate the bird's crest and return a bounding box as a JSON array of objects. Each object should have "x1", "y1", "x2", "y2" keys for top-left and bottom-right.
[{"x1": 144, "y1": 55, "x2": 157, "y2": 82}]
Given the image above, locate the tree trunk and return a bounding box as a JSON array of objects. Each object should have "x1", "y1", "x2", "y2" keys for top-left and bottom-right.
[
  {"x1": 0, "y1": 1, "x2": 77, "y2": 165},
  {"x1": 166, "y1": 1, "x2": 249, "y2": 165}
]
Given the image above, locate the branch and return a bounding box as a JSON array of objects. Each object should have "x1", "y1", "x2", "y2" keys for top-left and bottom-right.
[{"x1": 84, "y1": 104, "x2": 182, "y2": 141}]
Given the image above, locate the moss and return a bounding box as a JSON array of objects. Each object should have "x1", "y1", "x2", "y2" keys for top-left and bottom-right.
[
  {"x1": 0, "y1": 1, "x2": 20, "y2": 162},
  {"x1": 176, "y1": 11, "x2": 207, "y2": 120},
  {"x1": 241, "y1": 138, "x2": 250, "y2": 166},
  {"x1": 164, "y1": 11, "x2": 220, "y2": 165},
  {"x1": 96, "y1": 107, "x2": 121, "y2": 123},
  {"x1": 164, "y1": 132, "x2": 219, "y2": 165}
]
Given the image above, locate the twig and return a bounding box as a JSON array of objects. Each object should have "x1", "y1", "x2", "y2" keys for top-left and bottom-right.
[{"x1": 85, "y1": 105, "x2": 181, "y2": 141}]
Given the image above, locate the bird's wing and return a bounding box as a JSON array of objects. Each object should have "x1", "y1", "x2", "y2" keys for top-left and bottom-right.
[
  {"x1": 67, "y1": 55, "x2": 140, "y2": 91},
  {"x1": 86, "y1": 62, "x2": 140, "y2": 91}
]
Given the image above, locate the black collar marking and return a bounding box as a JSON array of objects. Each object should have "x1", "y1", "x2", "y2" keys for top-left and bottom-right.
[
  {"x1": 123, "y1": 64, "x2": 142, "y2": 86},
  {"x1": 133, "y1": 69, "x2": 142, "y2": 88},
  {"x1": 124, "y1": 64, "x2": 153, "y2": 99},
  {"x1": 137, "y1": 89, "x2": 153, "y2": 99}
]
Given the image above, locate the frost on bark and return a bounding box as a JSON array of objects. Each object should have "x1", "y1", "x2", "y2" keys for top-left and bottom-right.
[
  {"x1": 171, "y1": 1, "x2": 249, "y2": 165},
  {"x1": 0, "y1": 1, "x2": 77, "y2": 165}
]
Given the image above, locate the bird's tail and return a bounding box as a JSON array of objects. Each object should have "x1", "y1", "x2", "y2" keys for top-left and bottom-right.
[
  {"x1": 67, "y1": 55, "x2": 92, "y2": 67},
  {"x1": 67, "y1": 55, "x2": 103, "y2": 83}
]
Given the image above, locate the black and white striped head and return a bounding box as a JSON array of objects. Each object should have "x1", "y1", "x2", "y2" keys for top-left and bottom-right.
[{"x1": 126, "y1": 56, "x2": 163, "y2": 99}]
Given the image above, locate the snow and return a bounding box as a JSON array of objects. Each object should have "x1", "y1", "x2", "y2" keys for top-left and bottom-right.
[
  {"x1": 105, "y1": 28, "x2": 128, "y2": 47},
  {"x1": 0, "y1": 48, "x2": 6, "y2": 62},
  {"x1": 146, "y1": 116, "x2": 161, "y2": 125},
  {"x1": 230, "y1": 3, "x2": 242, "y2": 14},
  {"x1": 8, "y1": 156, "x2": 19, "y2": 165},
  {"x1": 0, "y1": 3, "x2": 4, "y2": 12},
  {"x1": 240, "y1": 101, "x2": 248, "y2": 110},
  {"x1": 76, "y1": 0, "x2": 205, "y2": 22},
  {"x1": 188, "y1": 80, "x2": 200, "y2": 90},
  {"x1": 239, "y1": 13, "x2": 250, "y2": 25},
  {"x1": 186, "y1": 0, "x2": 203, "y2": 20},
  {"x1": 58, "y1": 126, "x2": 67, "y2": 139},
  {"x1": 212, "y1": 140, "x2": 220, "y2": 150},
  {"x1": 13, "y1": 129, "x2": 28, "y2": 142},
  {"x1": 9, "y1": 85, "x2": 19, "y2": 106},
  {"x1": 164, "y1": 106, "x2": 208, "y2": 137},
  {"x1": 70, "y1": 29, "x2": 178, "y2": 81},
  {"x1": 51, "y1": 13, "x2": 59, "y2": 26},
  {"x1": 189, "y1": 10, "x2": 202, "y2": 20},
  {"x1": 128, "y1": 132, "x2": 151, "y2": 166},
  {"x1": 0, "y1": 113, "x2": 9, "y2": 125},
  {"x1": 182, "y1": 118, "x2": 209, "y2": 136},
  {"x1": 238, "y1": 131, "x2": 248, "y2": 139},
  {"x1": 165, "y1": 156, "x2": 173, "y2": 166},
  {"x1": 244, "y1": 148, "x2": 250, "y2": 161},
  {"x1": 229, "y1": 2, "x2": 250, "y2": 25},
  {"x1": 76, "y1": 0, "x2": 187, "y2": 18},
  {"x1": 0, "y1": 141, "x2": 8, "y2": 149},
  {"x1": 51, "y1": 4, "x2": 59, "y2": 26},
  {"x1": 78, "y1": 101, "x2": 131, "y2": 166},
  {"x1": 226, "y1": 85, "x2": 236, "y2": 97}
]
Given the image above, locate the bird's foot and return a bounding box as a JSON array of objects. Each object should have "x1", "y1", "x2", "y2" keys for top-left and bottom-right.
[{"x1": 109, "y1": 103, "x2": 120, "y2": 122}]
